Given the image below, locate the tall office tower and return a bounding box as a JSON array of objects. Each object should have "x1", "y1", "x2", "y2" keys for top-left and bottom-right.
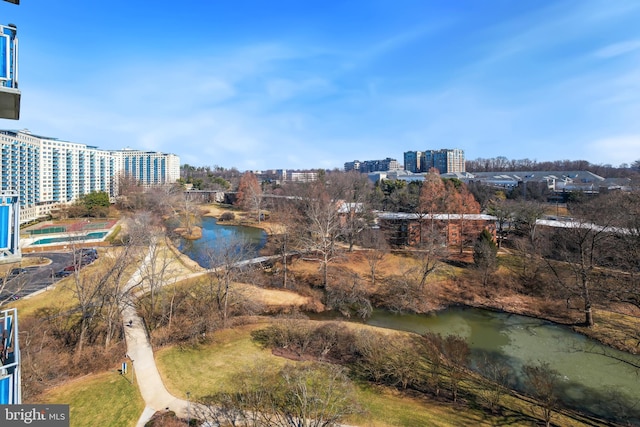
[{"x1": 403, "y1": 151, "x2": 423, "y2": 173}]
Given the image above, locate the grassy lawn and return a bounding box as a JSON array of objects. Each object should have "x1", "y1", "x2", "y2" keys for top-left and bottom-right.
[
  {"x1": 574, "y1": 309, "x2": 640, "y2": 353},
  {"x1": 156, "y1": 323, "x2": 288, "y2": 396},
  {"x1": 40, "y1": 371, "x2": 144, "y2": 427},
  {"x1": 156, "y1": 321, "x2": 601, "y2": 427},
  {"x1": 9, "y1": 278, "x2": 77, "y2": 317}
]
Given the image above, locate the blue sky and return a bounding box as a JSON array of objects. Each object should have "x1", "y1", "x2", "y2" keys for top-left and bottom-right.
[{"x1": 3, "y1": 0, "x2": 640, "y2": 170}]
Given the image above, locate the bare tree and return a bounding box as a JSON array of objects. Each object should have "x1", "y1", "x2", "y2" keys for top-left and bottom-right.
[
  {"x1": 522, "y1": 361, "x2": 561, "y2": 427},
  {"x1": 325, "y1": 272, "x2": 372, "y2": 319},
  {"x1": 175, "y1": 193, "x2": 202, "y2": 237},
  {"x1": 545, "y1": 198, "x2": 614, "y2": 326},
  {"x1": 359, "y1": 228, "x2": 389, "y2": 287},
  {"x1": 608, "y1": 192, "x2": 640, "y2": 312},
  {"x1": 0, "y1": 268, "x2": 29, "y2": 306},
  {"x1": 196, "y1": 362, "x2": 360, "y2": 427},
  {"x1": 353, "y1": 329, "x2": 392, "y2": 383},
  {"x1": 512, "y1": 200, "x2": 545, "y2": 245},
  {"x1": 295, "y1": 181, "x2": 342, "y2": 287},
  {"x1": 97, "y1": 241, "x2": 142, "y2": 348},
  {"x1": 486, "y1": 198, "x2": 513, "y2": 248},
  {"x1": 510, "y1": 200, "x2": 546, "y2": 285},
  {"x1": 115, "y1": 172, "x2": 145, "y2": 211},
  {"x1": 268, "y1": 197, "x2": 302, "y2": 289},
  {"x1": 135, "y1": 218, "x2": 178, "y2": 332},
  {"x1": 204, "y1": 236, "x2": 252, "y2": 326},
  {"x1": 329, "y1": 171, "x2": 374, "y2": 252},
  {"x1": 475, "y1": 352, "x2": 513, "y2": 413},
  {"x1": 237, "y1": 171, "x2": 264, "y2": 222},
  {"x1": 440, "y1": 334, "x2": 470, "y2": 402},
  {"x1": 412, "y1": 229, "x2": 448, "y2": 292}
]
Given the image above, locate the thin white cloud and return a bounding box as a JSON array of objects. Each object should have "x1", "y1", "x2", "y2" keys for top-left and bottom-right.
[
  {"x1": 586, "y1": 135, "x2": 640, "y2": 165},
  {"x1": 594, "y1": 40, "x2": 640, "y2": 59},
  {"x1": 265, "y1": 78, "x2": 334, "y2": 101}
]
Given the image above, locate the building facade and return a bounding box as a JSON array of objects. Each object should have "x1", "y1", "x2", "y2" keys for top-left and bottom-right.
[
  {"x1": 404, "y1": 149, "x2": 465, "y2": 174},
  {"x1": 403, "y1": 151, "x2": 422, "y2": 173},
  {"x1": 114, "y1": 149, "x2": 180, "y2": 189},
  {"x1": 0, "y1": 130, "x2": 180, "y2": 223},
  {"x1": 377, "y1": 212, "x2": 496, "y2": 247},
  {"x1": 345, "y1": 158, "x2": 401, "y2": 173}
]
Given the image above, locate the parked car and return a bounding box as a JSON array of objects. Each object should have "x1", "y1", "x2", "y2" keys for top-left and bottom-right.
[
  {"x1": 54, "y1": 269, "x2": 72, "y2": 278},
  {"x1": 9, "y1": 268, "x2": 27, "y2": 276},
  {"x1": 75, "y1": 248, "x2": 98, "y2": 259}
]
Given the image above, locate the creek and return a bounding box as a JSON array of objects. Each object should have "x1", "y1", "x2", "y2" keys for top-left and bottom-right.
[
  {"x1": 175, "y1": 218, "x2": 639, "y2": 423},
  {"x1": 315, "y1": 306, "x2": 640, "y2": 423}
]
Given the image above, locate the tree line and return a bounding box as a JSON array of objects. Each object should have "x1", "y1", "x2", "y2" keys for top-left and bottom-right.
[{"x1": 465, "y1": 155, "x2": 640, "y2": 178}]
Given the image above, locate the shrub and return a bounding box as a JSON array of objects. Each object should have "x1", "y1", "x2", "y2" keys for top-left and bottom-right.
[{"x1": 219, "y1": 212, "x2": 235, "y2": 222}]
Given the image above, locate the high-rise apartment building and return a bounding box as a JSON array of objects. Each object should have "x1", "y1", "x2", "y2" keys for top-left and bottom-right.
[
  {"x1": 403, "y1": 149, "x2": 465, "y2": 174},
  {"x1": 1, "y1": 130, "x2": 180, "y2": 223},
  {"x1": 115, "y1": 149, "x2": 180, "y2": 189},
  {"x1": 345, "y1": 158, "x2": 401, "y2": 173}
]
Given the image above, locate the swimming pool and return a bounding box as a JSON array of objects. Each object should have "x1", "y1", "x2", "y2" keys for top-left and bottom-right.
[{"x1": 31, "y1": 232, "x2": 108, "y2": 246}]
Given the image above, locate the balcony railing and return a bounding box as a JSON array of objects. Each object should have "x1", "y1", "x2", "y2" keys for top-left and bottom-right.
[{"x1": 0, "y1": 22, "x2": 19, "y2": 119}]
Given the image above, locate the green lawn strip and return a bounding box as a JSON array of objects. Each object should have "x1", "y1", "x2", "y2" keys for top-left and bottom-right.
[
  {"x1": 155, "y1": 321, "x2": 601, "y2": 427},
  {"x1": 10, "y1": 280, "x2": 76, "y2": 317},
  {"x1": 156, "y1": 323, "x2": 285, "y2": 398},
  {"x1": 39, "y1": 371, "x2": 144, "y2": 427},
  {"x1": 349, "y1": 382, "x2": 502, "y2": 427}
]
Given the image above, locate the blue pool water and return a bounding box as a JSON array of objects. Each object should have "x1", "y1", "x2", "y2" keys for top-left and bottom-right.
[{"x1": 31, "y1": 231, "x2": 108, "y2": 246}]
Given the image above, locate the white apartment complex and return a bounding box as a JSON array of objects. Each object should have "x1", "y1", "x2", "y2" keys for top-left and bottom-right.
[
  {"x1": 116, "y1": 148, "x2": 181, "y2": 188},
  {"x1": 1, "y1": 129, "x2": 180, "y2": 223}
]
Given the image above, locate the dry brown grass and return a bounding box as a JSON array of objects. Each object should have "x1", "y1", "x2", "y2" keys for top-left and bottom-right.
[
  {"x1": 239, "y1": 284, "x2": 310, "y2": 306},
  {"x1": 574, "y1": 309, "x2": 640, "y2": 354}
]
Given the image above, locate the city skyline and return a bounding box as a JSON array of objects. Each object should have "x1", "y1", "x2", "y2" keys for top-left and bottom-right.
[{"x1": 3, "y1": 1, "x2": 640, "y2": 170}]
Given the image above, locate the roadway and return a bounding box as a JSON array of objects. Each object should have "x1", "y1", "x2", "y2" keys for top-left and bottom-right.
[{"x1": 0, "y1": 252, "x2": 75, "y2": 301}]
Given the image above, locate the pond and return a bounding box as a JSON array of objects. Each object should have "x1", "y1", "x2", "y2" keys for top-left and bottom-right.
[
  {"x1": 175, "y1": 216, "x2": 267, "y2": 268},
  {"x1": 315, "y1": 306, "x2": 640, "y2": 424}
]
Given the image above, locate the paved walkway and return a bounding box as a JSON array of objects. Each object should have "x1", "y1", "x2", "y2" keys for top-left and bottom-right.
[
  {"x1": 120, "y1": 244, "x2": 194, "y2": 426},
  {"x1": 120, "y1": 246, "x2": 285, "y2": 426}
]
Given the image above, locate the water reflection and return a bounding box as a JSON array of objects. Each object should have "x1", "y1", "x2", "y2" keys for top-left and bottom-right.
[
  {"x1": 175, "y1": 217, "x2": 267, "y2": 268},
  {"x1": 312, "y1": 306, "x2": 640, "y2": 423}
]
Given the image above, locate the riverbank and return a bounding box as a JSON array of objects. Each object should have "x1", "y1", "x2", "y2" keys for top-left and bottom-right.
[{"x1": 190, "y1": 203, "x2": 640, "y2": 354}]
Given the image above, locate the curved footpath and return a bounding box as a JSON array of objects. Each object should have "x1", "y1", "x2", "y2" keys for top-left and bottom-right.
[
  {"x1": 121, "y1": 246, "x2": 351, "y2": 427},
  {"x1": 121, "y1": 245, "x2": 196, "y2": 426}
]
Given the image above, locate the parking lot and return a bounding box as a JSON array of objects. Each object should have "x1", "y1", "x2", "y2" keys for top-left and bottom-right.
[{"x1": 0, "y1": 249, "x2": 98, "y2": 302}]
